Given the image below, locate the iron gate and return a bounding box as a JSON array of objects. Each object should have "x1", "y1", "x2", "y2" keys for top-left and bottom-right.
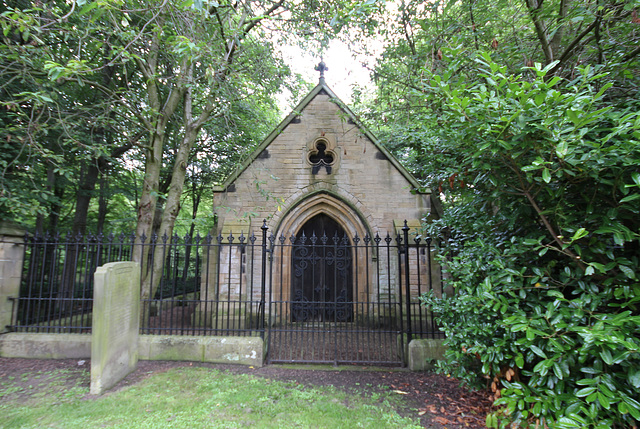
[{"x1": 266, "y1": 220, "x2": 442, "y2": 366}]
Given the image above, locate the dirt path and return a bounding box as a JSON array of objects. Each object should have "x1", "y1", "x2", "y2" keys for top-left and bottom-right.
[{"x1": 0, "y1": 357, "x2": 492, "y2": 428}]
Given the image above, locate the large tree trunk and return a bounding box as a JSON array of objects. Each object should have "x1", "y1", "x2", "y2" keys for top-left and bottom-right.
[
  {"x1": 131, "y1": 21, "x2": 186, "y2": 282},
  {"x1": 58, "y1": 160, "x2": 100, "y2": 317},
  {"x1": 133, "y1": 130, "x2": 165, "y2": 282},
  {"x1": 72, "y1": 161, "x2": 101, "y2": 235},
  {"x1": 59, "y1": 157, "x2": 104, "y2": 319},
  {"x1": 132, "y1": 2, "x2": 281, "y2": 324},
  {"x1": 141, "y1": 86, "x2": 205, "y2": 303},
  {"x1": 139, "y1": 82, "x2": 220, "y2": 327},
  {"x1": 130, "y1": 17, "x2": 190, "y2": 330},
  {"x1": 525, "y1": 0, "x2": 554, "y2": 64},
  {"x1": 96, "y1": 174, "x2": 108, "y2": 234}
]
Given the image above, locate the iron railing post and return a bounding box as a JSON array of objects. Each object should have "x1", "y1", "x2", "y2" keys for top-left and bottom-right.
[
  {"x1": 260, "y1": 220, "x2": 268, "y2": 338},
  {"x1": 395, "y1": 232, "x2": 405, "y2": 365},
  {"x1": 402, "y1": 220, "x2": 412, "y2": 344},
  {"x1": 427, "y1": 236, "x2": 435, "y2": 338}
]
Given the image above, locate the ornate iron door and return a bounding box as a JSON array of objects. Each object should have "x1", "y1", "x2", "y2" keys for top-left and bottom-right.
[{"x1": 291, "y1": 214, "x2": 353, "y2": 322}]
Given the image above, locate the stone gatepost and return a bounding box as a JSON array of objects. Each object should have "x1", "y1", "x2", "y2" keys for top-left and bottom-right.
[{"x1": 0, "y1": 222, "x2": 25, "y2": 334}]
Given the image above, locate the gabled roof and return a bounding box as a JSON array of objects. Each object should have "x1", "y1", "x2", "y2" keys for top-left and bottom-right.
[{"x1": 214, "y1": 79, "x2": 430, "y2": 194}]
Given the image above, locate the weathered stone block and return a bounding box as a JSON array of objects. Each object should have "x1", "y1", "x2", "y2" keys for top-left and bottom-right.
[
  {"x1": 0, "y1": 223, "x2": 25, "y2": 334},
  {"x1": 90, "y1": 261, "x2": 140, "y2": 395},
  {"x1": 0, "y1": 333, "x2": 91, "y2": 358},
  {"x1": 202, "y1": 336, "x2": 263, "y2": 367},
  {"x1": 138, "y1": 335, "x2": 264, "y2": 367},
  {"x1": 408, "y1": 339, "x2": 447, "y2": 371},
  {"x1": 141, "y1": 335, "x2": 204, "y2": 361}
]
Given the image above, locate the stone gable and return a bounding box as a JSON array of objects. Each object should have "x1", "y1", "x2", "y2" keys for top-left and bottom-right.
[{"x1": 213, "y1": 83, "x2": 432, "y2": 236}]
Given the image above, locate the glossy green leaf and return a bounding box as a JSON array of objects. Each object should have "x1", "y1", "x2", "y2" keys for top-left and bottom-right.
[
  {"x1": 576, "y1": 386, "x2": 596, "y2": 397},
  {"x1": 598, "y1": 392, "x2": 611, "y2": 409},
  {"x1": 629, "y1": 370, "x2": 640, "y2": 388},
  {"x1": 530, "y1": 345, "x2": 547, "y2": 358}
]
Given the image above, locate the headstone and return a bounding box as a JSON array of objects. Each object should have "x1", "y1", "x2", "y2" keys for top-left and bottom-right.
[{"x1": 90, "y1": 261, "x2": 140, "y2": 395}]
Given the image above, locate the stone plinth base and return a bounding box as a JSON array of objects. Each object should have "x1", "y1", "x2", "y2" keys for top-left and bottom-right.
[
  {"x1": 138, "y1": 335, "x2": 263, "y2": 367},
  {"x1": 1, "y1": 333, "x2": 264, "y2": 369},
  {"x1": 0, "y1": 333, "x2": 91, "y2": 358}
]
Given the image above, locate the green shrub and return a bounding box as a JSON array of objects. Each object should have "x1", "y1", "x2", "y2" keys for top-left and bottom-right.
[{"x1": 420, "y1": 51, "x2": 640, "y2": 428}]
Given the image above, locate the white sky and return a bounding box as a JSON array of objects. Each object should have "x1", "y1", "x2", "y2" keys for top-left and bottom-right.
[{"x1": 278, "y1": 38, "x2": 380, "y2": 109}]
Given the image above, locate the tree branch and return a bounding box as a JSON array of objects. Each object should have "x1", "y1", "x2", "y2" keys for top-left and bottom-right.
[
  {"x1": 549, "y1": 0, "x2": 569, "y2": 55},
  {"x1": 468, "y1": 0, "x2": 480, "y2": 50},
  {"x1": 73, "y1": 76, "x2": 152, "y2": 130},
  {"x1": 522, "y1": 188, "x2": 585, "y2": 266},
  {"x1": 40, "y1": 0, "x2": 75, "y2": 29},
  {"x1": 106, "y1": 0, "x2": 169, "y2": 69},
  {"x1": 621, "y1": 44, "x2": 640, "y2": 63},
  {"x1": 548, "y1": 18, "x2": 600, "y2": 75},
  {"x1": 242, "y1": 0, "x2": 286, "y2": 35},
  {"x1": 525, "y1": 0, "x2": 554, "y2": 64}
]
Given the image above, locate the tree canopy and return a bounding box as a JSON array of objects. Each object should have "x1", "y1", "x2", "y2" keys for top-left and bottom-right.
[{"x1": 1, "y1": 0, "x2": 384, "y2": 303}]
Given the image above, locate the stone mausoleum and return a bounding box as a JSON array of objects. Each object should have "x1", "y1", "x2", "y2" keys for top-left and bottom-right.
[{"x1": 200, "y1": 64, "x2": 441, "y2": 329}]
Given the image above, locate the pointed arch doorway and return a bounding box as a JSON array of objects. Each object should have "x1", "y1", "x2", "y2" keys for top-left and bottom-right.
[
  {"x1": 266, "y1": 191, "x2": 407, "y2": 366},
  {"x1": 290, "y1": 213, "x2": 353, "y2": 323}
]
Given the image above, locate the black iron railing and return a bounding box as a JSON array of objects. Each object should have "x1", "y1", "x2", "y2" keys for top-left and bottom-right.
[
  {"x1": 266, "y1": 223, "x2": 444, "y2": 365},
  {"x1": 11, "y1": 232, "x2": 136, "y2": 333},
  {"x1": 8, "y1": 223, "x2": 443, "y2": 364}
]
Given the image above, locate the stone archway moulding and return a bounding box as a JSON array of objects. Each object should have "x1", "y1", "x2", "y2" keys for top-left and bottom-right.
[
  {"x1": 269, "y1": 190, "x2": 374, "y2": 307},
  {"x1": 272, "y1": 185, "x2": 372, "y2": 240}
]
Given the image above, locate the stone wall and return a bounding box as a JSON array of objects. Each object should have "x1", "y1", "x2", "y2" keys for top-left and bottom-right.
[
  {"x1": 0, "y1": 223, "x2": 25, "y2": 334},
  {"x1": 0, "y1": 333, "x2": 264, "y2": 368}
]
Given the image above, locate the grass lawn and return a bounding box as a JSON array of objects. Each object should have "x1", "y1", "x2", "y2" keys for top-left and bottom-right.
[{"x1": 0, "y1": 366, "x2": 422, "y2": 428}]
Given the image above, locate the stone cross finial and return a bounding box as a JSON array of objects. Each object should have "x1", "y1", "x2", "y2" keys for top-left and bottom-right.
[{"x1": 315, "y1": 59, "x2": 328, "y2": 81}]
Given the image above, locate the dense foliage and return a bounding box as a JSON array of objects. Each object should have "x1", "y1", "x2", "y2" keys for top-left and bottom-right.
[
  {"x1": 419, "y1": 52, "x2": 640, "y2": 428},
  {"x1": 0, "y1": 0, "x2": 284, "y2": 231},
  {"x1": 1, "y1": 0, "x2": 380, "y2": 233},
  {"x1": 354, "y1": 0, "x2": 640, "y2": 427}
]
